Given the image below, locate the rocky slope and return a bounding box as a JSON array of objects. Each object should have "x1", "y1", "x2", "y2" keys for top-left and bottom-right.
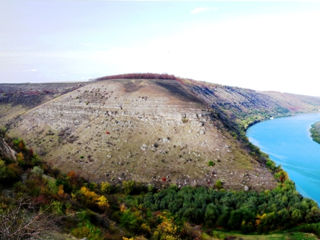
[
  {"x1": 0, "y1": 82, "x2": 85, "y2": 127},
  {"x1": 2, "y1": 75, "x2": 320, "y2": 191}
]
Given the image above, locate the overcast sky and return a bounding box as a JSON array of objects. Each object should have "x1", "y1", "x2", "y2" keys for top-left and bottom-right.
[{"x1": 1, "y1": 0, "x2": 320, "y2": 96}]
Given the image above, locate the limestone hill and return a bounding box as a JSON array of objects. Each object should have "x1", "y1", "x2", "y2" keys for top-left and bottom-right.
[{"x1": 2, "y1": 75, "x2": 320, "y2": 191}]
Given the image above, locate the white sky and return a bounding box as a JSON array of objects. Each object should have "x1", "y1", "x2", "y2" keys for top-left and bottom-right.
[{"x1": 1, "y1": 1, "x2": 320, "y2": 96}]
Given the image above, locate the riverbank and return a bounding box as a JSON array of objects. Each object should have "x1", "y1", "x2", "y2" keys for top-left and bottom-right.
[
  {"x1": 247, "y1": 113, "x2": 320, "y2": 204},
  {"x1": 310, "y1": 121, "x2": 320, "y2": 144}
]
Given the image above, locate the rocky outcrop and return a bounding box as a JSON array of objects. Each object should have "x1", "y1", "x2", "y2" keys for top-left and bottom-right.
[{"x1": 0, "y1": 137, "x2": 16, "y2": 161}]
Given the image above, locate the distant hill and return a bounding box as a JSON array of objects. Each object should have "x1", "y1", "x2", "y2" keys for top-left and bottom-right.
[
  {"x1": 1, "y1": 74, "x2": 320, "y2": 191},
  {"x1": 0, "y1": 82, "x2": 85, "y2": 127}
]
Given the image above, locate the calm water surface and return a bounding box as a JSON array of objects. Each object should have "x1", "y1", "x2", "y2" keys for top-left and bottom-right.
[{"x1": 247, "y1": 113, "x2": 320, "y2": 204}]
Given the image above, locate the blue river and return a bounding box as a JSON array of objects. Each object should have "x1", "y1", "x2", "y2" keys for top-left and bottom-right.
[{"x1": 247, "y1": 113, "x2": 320, "y2": 204}]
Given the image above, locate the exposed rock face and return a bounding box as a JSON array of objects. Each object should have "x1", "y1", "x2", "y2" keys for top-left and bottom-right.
[
  {"x1": 7, "y1": 79, "x2": 277, "y2": 190},
  {"x1": 0, "y1": 137, "x2": 16, "y2": 161}
]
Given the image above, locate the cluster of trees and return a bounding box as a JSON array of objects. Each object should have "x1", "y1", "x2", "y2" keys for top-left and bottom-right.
[
  {"x1": 2, "y1": 132, "x2": 320, "y2": 239},
  {"x1": 310, "y1": 121, "x2": 320, "y2": 144},
  {"x1": 143, "y1": 183, "x2": 320, "y2": 233},
  {"x1": 0, "y1": 134, "x2": 183, "y2": 239},
  {"x1": 96, "y1": 73, "x2": 179, "y2": 81}
]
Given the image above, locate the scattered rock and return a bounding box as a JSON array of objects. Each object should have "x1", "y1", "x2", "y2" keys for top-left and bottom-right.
[{"x1": 140, "y1": 144, "x2": 147, "y2": 151}]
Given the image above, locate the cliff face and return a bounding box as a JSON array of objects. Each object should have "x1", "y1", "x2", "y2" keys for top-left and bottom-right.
[{"x1": 2, "y1": 76, "x2": 320, "y2": 191}]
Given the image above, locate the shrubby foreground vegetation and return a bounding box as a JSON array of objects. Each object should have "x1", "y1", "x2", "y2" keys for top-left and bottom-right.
[{"x1": 1, "y1": 129, "x2": 320, "y2": 239}]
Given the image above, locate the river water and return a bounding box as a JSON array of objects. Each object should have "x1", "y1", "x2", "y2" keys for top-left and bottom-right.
[{"x1": 247, "y1": 113, "x2": 320, "y2": 204}]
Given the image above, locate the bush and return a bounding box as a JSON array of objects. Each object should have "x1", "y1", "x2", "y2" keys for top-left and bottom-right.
[
  {"x1": 122, "y1": 180, "x2": 135, "y2": 195},
  {"x1": 100, "y1": 181, "x2": 111, "y2": 194},
  {"x1": 120, "y1": 209, "x2": 140, "y2": 232},
  {"x1": 31, "y1": 166, "x2": 44, "y2": 177},
  {"x1": 71, "y1": 221, "x2": 103, "y2": 240},
  {"x1": 46, "y1": 177, "x2": 59, "y2": 195},
  {"x1": 208, "y1": 161, "x2": 215, "y2": 167},
  {"x1": 214, "y1": 180, "x2": 223, "y2": 190},
  {"x1": 79, "y1": 186, "x2": 109, "y2": 210}
]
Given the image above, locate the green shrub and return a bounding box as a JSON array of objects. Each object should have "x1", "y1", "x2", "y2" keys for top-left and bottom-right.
[
  {"x1": 71, "y1": 221, "x2": 103, "y2": 240},
  {"x1": 51, "y1": 201, "x2": 65, "y2": 215},
  {"x1": 100, "y1": 181, "x2": 111, "y2": 194},
  {"x1": 208, "y1": 160, "x2": 215, "y2": 167},
  {"x1": 31, "y1": 166, "x2": 43, "y2": 177},
  {"x1": 122, "y1": 180, "x2": 135, "y2": 195},
  {"x1": 46, "y1": 177, "x2": 59, "y2": 195},
  {"x1": 266, "y1": 159, "x2": 276, "y2": 171},
  {"x1": 214, "y1": 180, "x2": 223, "y2": 190},
  {"x1": 120, "y1": 209, "x2": 141, "y2": 233}
]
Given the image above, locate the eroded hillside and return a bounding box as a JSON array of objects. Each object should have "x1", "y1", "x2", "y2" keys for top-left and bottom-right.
[
  {"x1": 186, "y1": 80, "x2": 320, "y2": 130},
  {"x1": 0, "y1": 82, "x2": 85, "y2": 127},
  {"x1": 5, "y1": 79, "x2": 276, "y2": 190},
  {"x1": 2, "y1": 75, "x2": 320, "y2": 191}
]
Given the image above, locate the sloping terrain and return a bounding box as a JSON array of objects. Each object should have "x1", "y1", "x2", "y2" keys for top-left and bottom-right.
[
  {"x1": 2, "y1": 75, "x2": 320, "y2": 191},
  {"x1": 185, "y1": 80, "x2": 320, "y2": 130},
  {"x1": 0, "y1": 82, "x2": 85, "y2": 127}
]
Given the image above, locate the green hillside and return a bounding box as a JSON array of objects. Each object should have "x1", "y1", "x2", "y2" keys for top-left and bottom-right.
[{"x1": 1, "y1": 132, "x2": 320, "y2": 239}]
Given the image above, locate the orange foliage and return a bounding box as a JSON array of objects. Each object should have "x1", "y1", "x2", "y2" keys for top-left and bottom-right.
[
  {"x1": 67, "y1": 170, "x2": 76, "y2": 178},
  {"x1": 18, "y1": 140, "x2": 25, "y2": 150},
  {"x1": 58, "y1": 184, "x2": 65, "y2": 198}
]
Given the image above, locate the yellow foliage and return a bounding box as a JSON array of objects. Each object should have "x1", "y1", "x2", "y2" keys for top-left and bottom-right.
[
  {"x1": 154, "y1": 214, "x2": 179, "y2": 240},
  {"x1": 97, "y1": 195, "x2": 109, "y2": 208},
  {"x1": 100, "y1": 181, "x2": 111, "y2": 193},
  {"x1": 157, "y1": 215, "x2": 177, "y2": 234},
  {"x1": 80, "y1": 186, "x2": 109, "y2": 209},
  {"x1": 162, "y1": 236, "x2": 178, "y2": 240},
  {"x1": 122, "y1": 237, "x2": 147, "y2": 240},
  {"x1": 80, "y1": 186, "x2": 98, "y2": 199},
  {"x1": 255, "y1": 213, "x2": 267, "y2": 226},
  {"x1": 16, "y1": 152, "x2": 24, "y2": 162},
  {"x1": 141, "y1": 223, "x2": 151, "y2": 234}
]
